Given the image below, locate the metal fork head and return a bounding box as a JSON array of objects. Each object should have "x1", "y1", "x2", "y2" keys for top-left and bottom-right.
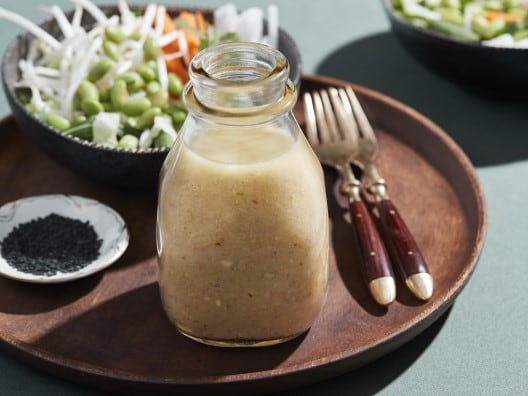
[
  {"x1": 304, "y1": 86, "x2": 379, "y2": 167},
  {"x1": 303, "y1": 88, "x2": 360, "y2": 169}
]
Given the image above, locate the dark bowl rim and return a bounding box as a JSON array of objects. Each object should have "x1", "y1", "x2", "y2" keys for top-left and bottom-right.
[
  {"x1": 381, "y1": 0, "x2": 528, "y2": 53},
  {"x1": 2, "y1": 4, "x2": 302, "y2": 156}
]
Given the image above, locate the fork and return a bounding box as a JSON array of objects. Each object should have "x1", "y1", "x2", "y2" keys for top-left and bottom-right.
[
  {"x1": 337, "y1": 86, "x2": 433, "y2": 301},
  {"x1": 304, "y1": 90, "x2": 396, "y2": 306}
]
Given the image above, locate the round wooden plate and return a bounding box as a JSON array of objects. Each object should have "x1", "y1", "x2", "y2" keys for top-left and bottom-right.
[{"x1": 0, "y1": 75, "x2": 486, "y2": 395}]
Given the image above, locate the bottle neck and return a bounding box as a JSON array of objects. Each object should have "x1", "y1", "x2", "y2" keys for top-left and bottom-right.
[{"x1": 183, "y1": 42, "x2": 296, "y2": 121}]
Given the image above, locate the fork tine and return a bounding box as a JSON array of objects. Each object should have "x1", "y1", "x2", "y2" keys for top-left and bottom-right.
[
  {"x1": 303, "y1": 92, "x2": 319, "y2": 146},
  {"x1": 311, "y1": 91, "x2": 333, "y2": 145},
  {"x1": 344, "y1": 86, "x2": 377, "y2": 144},
  {"x1": 329, "y1": 88, "x2": 358, "y2": 146},
  {"x1": 319, "y1": 90, "x2": 341, "y2": 142}
]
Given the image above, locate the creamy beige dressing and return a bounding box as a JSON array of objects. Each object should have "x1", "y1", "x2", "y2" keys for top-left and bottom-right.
[{"x1": 157, "y1": 125, "x2": 329, "y2": 343}]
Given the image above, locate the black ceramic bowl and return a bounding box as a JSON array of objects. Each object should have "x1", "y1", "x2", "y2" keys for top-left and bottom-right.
[
  {"x1": 2, "y1": 5, "x2": 302, "y2": 190},
  {"x1": 382, "y1": 0, "x2": 528, "y2": 97}
]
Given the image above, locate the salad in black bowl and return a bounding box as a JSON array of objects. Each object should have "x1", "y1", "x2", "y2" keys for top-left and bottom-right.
[
  {"x1": 383, "y1": 0, "x2": 528, "y2": 97},
  {"x1": 1, "y1": 1, "x2": 302, "y2": 189}
]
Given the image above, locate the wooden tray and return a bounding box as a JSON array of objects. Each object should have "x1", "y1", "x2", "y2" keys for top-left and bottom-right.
[{"x1": 0, "y1": 75, "x2": 486, "y2": 395}]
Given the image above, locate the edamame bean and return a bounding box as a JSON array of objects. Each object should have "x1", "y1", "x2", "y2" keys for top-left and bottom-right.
[
  {"x1": 87, "y1": 58, "x2": 114, "y2": 82},
  {"x1": 513, "y1": 29, "x2": 528, "y2": 41},
  {"x1": 143, "y1": 37, "x2": 159, "y2": 60},
  {"x1": 505, "y1": 0, "x2": 519, "y2": 8},
  {"x1": 81, "y1": 98, "x2": 104, "y2": 116},
  {"x1": 150, "y1": 90, "x2": 169, "y2": 109},
  {"x1": 122, "y1": 97, "x2": 151, "y2": 116},
  {"x1": 442, "y1": 0, "x2": 460, "y2": 8},
  {"x1": 153, "y1": 132, "x2": 174, "y2": 148},
  {"x1": 72, "y1": 115, "x2": 87, "y2": 126},
  {"x1": 437, "y1": 7, "x2": 463, "y2": 25},
  {"x1": 483, "y1": 0, "x2": 502, "y2": 11},
  {"x1": 145, "y1": 81, "x2": 168, "y2": 108},
  {"x1": 103, "y1": 40, "x2": 119, "y2": 61},
  {"x1": 425, "y1": 0, "x2": 442, "y2": 7},
  {"x1": 472, "y1": 16, "x2": 505, "y2": 39},
  {"x1": 430, "y1": 19, "x2": 479, "y2": 41},
  {"x1": 128, "y1": 31, "x2": 142, "y2": 41},
  {"x1": 118, "y1": 72, "x2": 145, "y2": 93},
  {"x1": 137, "y1": 107, "x2": 162, "y2": 130},
  {"x1": 166, "y1": 105, "x2": 187, "y2": 126},
  {"x1": 137, "y1": 64, "x2": 157, "y2": 81},
  {"x1": 105, "y1": 25, "x2": 127, "y2": 43},
  {"x1": 45, "y1": 113, "x2": 71, "y2": 131},
  {"x1": 76, "y1": 80, "x2": 99, "y2": 102},
  {"x1": 146, "y1": 81, "x2": 161, "y2": 95},
  {"x1": 111, "y1": 79, "x2": 129, "y2": 110},
  {"x1": 118, "y1": 134, "x2": 139, "y2": 149},
  {"x1": 168, "y1": 73, "x2": 184, "y2": 97}
]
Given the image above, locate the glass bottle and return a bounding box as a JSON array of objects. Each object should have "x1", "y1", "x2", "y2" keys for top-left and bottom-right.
[{"x1": 157, "y1": 42, "x2": 329, "y2": 347}]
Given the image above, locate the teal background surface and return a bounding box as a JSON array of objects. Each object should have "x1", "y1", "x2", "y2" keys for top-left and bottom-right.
[{"x1": 1, "y1": 0, "x2": 527, "y2": 394}]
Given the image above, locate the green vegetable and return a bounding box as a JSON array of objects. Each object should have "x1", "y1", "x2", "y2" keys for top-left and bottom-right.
[
  {"x1": 147, "y1": 82, "x2": 169, "y2": 108},
  {"x1": 76, "y1": 80, "x2": 99, "y2": 102},
  {"x1": 110, "y1": 79, "x2": 129, "y2": 110},
  {"x1": 105, "y1": 25, "x2": 127, "y2": 43},
  {"x1": 168, "y1": 73, "x2": 184, "y2": 96},
  {"x1": 442, "y1": 0, "x2": 460, "y2": 9},
  {"x1": 153, "y1": 132, "x2": 174, "y2": 148},
  {"x1": 166, "y1": 106, "x2": 187, "y2": 127},
  {"x1": 122, "y1": 97, "x2": 152, "y2": 116},
  {"x1": 437, "y1": 7, "x2": 464, "y2": 25},
  {"x1": 513, "y1": 28, "x2": 528, "y2": 40},
  {"x1": 428, "y1": 19, "x2": 480, "y2": 41},
  {"x1": 143, "y1": 37, "x2": 159, "y2": 60},
  {"x1": 103, "y1": 40, "x2": 119, "y2": 61},
  {"x1": 117, "y1": 72, "x2": 145, "y2": 93},
  {"x1": 87, "y1": 58, "x2": 114, "y2": 82},
  {"x1": 72, "y1": 115, "x2": 87, "y2": 126},
  {"x1": 137, "y1": 107, "x2": 163, "y2": 130},
  {"x1": 64, "y1": 122, "x2": 93, "y2": 140},
  {"x1": 393, "y1": 0, "x2": 528, "y2": 42},
  {"x1": 45, "y1": 113, "x2": 71, "y2": 131},
  {"x1": 484, "y1": 1, "x2": 503, "y2": 11},
  {"x1": 118, "y1": 134, "x2": 139, "y2": 149},
  {"x1": 137, "y1": 64, "x2": 157, "y2": 81},
  {"x1": 81, "y1": 98, "x2": 104, "y2": 116}
]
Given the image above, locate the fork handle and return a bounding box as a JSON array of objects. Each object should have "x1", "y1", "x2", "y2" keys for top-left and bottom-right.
[
  {"x1": 348, "y1": 200, "x2": 395, "y2": 305},
  {"x1": 376, "y1": 199, "x2": 433, "y2": 301}
]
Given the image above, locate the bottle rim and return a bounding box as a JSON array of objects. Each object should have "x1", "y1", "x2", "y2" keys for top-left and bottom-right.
[{"x1": 186, "y1": 42, "x2": 292, "y2": 115}]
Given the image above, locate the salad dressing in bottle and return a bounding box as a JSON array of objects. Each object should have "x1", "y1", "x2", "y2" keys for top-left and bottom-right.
[{"x1": 157, "y1": 42, "x2": 329, "y2": 347}]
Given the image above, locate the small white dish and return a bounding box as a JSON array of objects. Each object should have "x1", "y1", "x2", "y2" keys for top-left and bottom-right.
[{"x1": 0, "y1": 194, "x2": 129, "y2": 283}]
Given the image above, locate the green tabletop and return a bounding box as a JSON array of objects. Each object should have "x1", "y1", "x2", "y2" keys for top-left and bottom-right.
[{"x1": 0, "y1": 0, "x2": 527, "y2": 394}]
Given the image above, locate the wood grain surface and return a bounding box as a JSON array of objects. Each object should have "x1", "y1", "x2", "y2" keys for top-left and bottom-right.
[{"x1": 0, "y1": 75, "x2": 486, "y2": 395}]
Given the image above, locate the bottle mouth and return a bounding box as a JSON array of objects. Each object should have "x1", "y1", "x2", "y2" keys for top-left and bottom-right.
[{"x1": 188, "y1": 42, "x2": 290, "y2": 112}]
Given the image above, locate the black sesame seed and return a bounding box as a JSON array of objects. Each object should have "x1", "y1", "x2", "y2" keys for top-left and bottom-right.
[{"x1": 0, "y1": 213, "x2": 102, "y2": 276}]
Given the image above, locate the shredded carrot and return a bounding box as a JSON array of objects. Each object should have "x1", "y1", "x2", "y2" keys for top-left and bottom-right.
[
  {"x1": 161, "y1": 11, "x2": 180, "y2": 54},
  {"x1": 176, "y1": 11, "x2": 207, "y2": 60},
  {"x1": 154, "y1": 9, "x2": 209, "y2": 84},
  {"x1": 165, "y1": 57, "x2": 189, "y2": 83},
  {"x1": 484, "y1": 10, "x2": 525, "y2": 23}
]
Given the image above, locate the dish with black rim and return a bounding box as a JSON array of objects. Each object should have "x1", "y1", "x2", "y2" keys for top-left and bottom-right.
[{"x1": 0, "y1": 194, "x2": 129, "y2": 283}]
